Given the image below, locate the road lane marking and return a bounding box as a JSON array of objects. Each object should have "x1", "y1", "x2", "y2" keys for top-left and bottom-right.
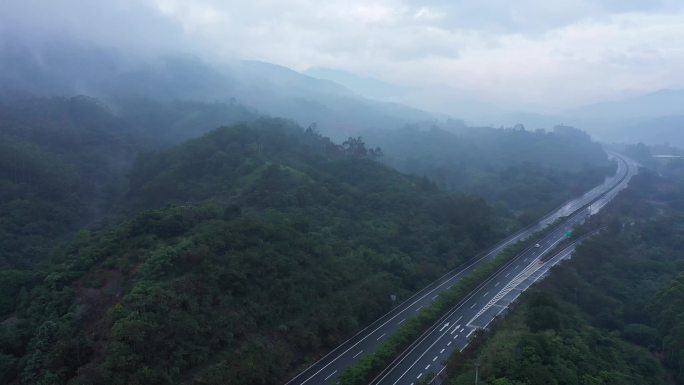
[
  {"x1": 455, "y1": 316, "x2": 463, "y2": 323},
  {"x1": 425, "y1": 364, "x2": 430, "y2": 370},
  {"x1": 494, "y1": 281, "x2": 500, "y2": 287},
  {"x1": 389, "y1": 329, "x2": 451, "y2": 385},
  {"x1": 483, "y1": 292, "x2": 489, "y2": 297},
  {"x1": 376, "y1": 333, "x2": 386, "y2": 341},
  {"x1": 324, "y1": 370, "x2": 337, "y2": 381},
  {"x1": 416, "y1": 306, "x2": 423, "y2": 312},
  {"x1": 440, "y1": 348, "x2": 445, "y2": 353},
  {"x1": 417, "y1": 373, "x2": 423, "y2": 380},
  {"x1": 398, "y1": 318, "x2": 406, "y2": 325},
  {"x1": 289, "y1": 248, "x2": 498, "y2": 385},
  {"x1": 433, "y1": 356, "x2": 438, "y2": 362},
  {"x1": 505, "y1": 272, "x2": 510, "y2": 277},
  {"x1": 353, "y1": 350, "x2": 363, "y2": 358},
  {"x1": 336, "y1": 161, "x2": 632, "y2": 384},
  {"x1": 467, "y1": 329, "x2": 475, "y2": 338},
  {"x1": 432, "y1": 295, "x2": 439, "y2": 300},
  {"x1": 460, "y1": 328, "x2": 465, "y2": 332}
]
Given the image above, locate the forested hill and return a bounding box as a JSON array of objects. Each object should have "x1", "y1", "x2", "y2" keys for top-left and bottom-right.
[
  {"x1": 363, "y1": 124, "x2": 612, "y2": 216},
  {"x1": 0, "y1": 96, "x2": 260, "y2": 269},
  {"x1": 0, "y1": 96, "x2": 618, "y2": 385},
  {"x1": 0, "y1": 97, "x2": 144, "y2": 269},
  {"x1": 0, "y1": 119, "x2": 514, "y2": 385},
  {"x1": 0, "y1": 95, "x2": 610, "y2": 273}
]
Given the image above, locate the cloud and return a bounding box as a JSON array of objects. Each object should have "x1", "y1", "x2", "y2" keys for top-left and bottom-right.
[
  {"x1": 155, "y1": 0, "x2": 223, "y2": 33},
  {"x1": 414, "y1": 7, "x2": 445, "y2": 21},
  {"x1": 1, "y1": 0, "x2": 683, "y2": 110},
  {"x1": 0, "y1": 0, "x2": 186, "y2": 54}
]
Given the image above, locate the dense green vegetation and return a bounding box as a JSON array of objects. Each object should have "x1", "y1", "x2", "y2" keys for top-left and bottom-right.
[
  {"x1": 338, "y1": 234, "x2": 543, "y2": 385},
  {"x1": 0, "y1": 118, "x2": 515, "y2": 385},
  {"x1": 445, "y1": 159, "x2": 684, "y2": 384},
  {"x1": 0, "y1": 95, "x2": 611, "y2": 272},
  {"x1": 0, "y1": 95, "x2": 261, "y2": 271},
  {"x1": 0, "y1": 96, "x2": 143, "y2": 269},
  {"x1": 446, "y1": 291, "x2": 669, "y2": 385},
  {"x1": 1, "y1": 38, "x2": 674, "y2": 385},
  {"x1": 364, "y1": 124, "x2": 612, "y2": 216},
  {"x1": 0, "y1": 94, "x2": 618, "y2": 385},
  {"x1": 112, "y1": 98, "x2": 259, "y2": 146}
]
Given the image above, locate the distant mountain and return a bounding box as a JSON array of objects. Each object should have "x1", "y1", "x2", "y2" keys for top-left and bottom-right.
[
  {"x1": 561, "y1": 89, "x2": 684, "y2": 146},
  {"x1": 304, "y1": 67, "x2": 501, "y2": 123},
  {"x1": 489, "y1": 89, "x2": 684, "y2": 146},
  {"x1": 0, "y1": 39, "x2": 126, "y2": 98},
  {"x1": 488, "y1": 111, "x2": 566, "y2": 131},
  {"x1": 240, "y1": 61, "x2": 351, "y2": 98},
  {"x1": 224, "y1": 61, "x2": 436, "y2": 139},
  {"x1": 304, "y1": 67, "x2": 409, "y2": 101},
  {"x1": 566, "y1": 89, "x2": 684, "y2": 121},
  {"x1": 617, "y1": 115, "x2": 684, "y2": 147},
  {"x1": 0, "y1": 39, "x2": 437, "y2": 140}
]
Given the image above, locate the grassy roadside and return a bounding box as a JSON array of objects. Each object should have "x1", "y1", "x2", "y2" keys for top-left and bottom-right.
[{"x1": 336, "y1": 225, "x2": 553, "y2": 385}]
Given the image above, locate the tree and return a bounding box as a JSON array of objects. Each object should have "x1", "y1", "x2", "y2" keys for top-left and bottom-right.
[
  {"x1": 369, "y1": 147, "x2": 383, "y2": 159},
  {"x1": 342, "y1": 136, "x2": 368, "y2": 158}
]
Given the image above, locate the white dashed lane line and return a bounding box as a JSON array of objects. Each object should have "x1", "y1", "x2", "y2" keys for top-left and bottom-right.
[{"x1": 324, "y1": 370, "x2": 337, "y2": 381}]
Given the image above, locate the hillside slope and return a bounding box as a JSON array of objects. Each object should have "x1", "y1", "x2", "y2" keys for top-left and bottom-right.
[
  {"x1": 363, "y1": 124, "x2": 612, "y2": 217},
  {"x1": 0, "y1": 40, "x2": 435, "y2": 139},
  {"x1": 0, "y1": 96, "x2": 143, "y2": 268},
  {"x1": 0, "y1": 120, "x2": 510, "y2": 385},
  {"x1": 0, "y1": 95, "x2": 260, "y2": 270}
]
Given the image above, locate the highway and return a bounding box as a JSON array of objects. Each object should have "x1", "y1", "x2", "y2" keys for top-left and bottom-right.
[
  {"x1": 284, "y1": 152, "x2": 638, "y2": 385},
  {"x1": 370, "y1": 152, "x2": 638, "y2": 385}
]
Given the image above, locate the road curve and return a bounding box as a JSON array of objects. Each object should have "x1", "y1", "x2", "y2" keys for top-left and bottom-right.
[
  {"x1": 284, "y1": 152, "x2": 637, "y2": 385},
  {"x1": 370, "y1": 152, "x2": 638, "y2": 385}
]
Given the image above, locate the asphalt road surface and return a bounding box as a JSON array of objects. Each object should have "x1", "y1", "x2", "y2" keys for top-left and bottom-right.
[
  {"x1": 371, "y1": 153, "x2": 637, "y2": 385},
  {"x1": 285, "y1": 152, "x2": 637, "y2": 385}
]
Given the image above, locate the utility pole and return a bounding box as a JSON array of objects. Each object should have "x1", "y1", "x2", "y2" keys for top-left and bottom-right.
[{"x1": 474, "y1": 360, "x2": 480, "y2": 385}]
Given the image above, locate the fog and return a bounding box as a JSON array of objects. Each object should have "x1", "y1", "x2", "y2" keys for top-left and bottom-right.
[
  {"x1": 3, "y1": 4, "x2": 684, "y2": 385},
  {"x1": 2, "y1": 1, "x2": 684, "y2": 144}
]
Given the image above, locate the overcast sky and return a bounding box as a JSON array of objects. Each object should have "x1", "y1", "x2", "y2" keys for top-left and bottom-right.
[{"x1": 2, "y1": 0, "x2": 684, "y2": 111}]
